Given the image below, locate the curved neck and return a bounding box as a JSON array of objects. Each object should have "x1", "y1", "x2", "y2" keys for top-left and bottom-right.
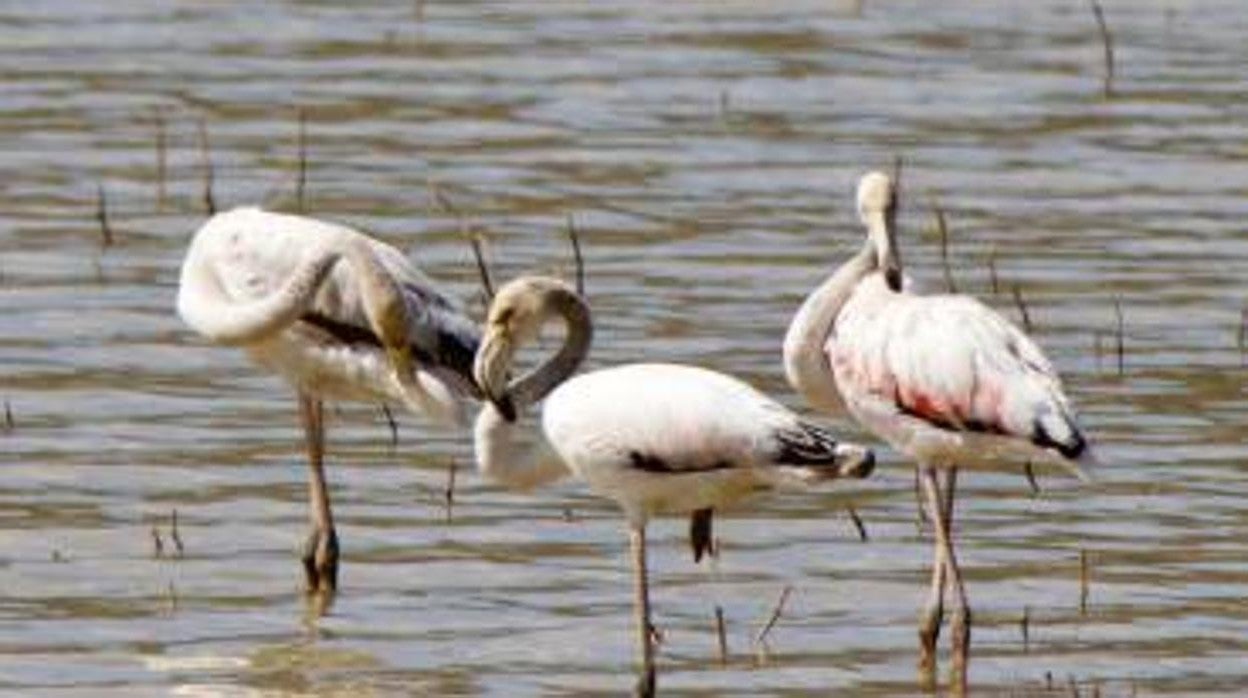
[
  {"x1": 177, "y1": 236, "x2": 343, "y2": 345},
  {"x1": 782, "y1": 239, "x2": 876, "y2": 414},
  {"x1": 510, "y1": 289, "x2": 593, "y2": 409},
  {"x1": 177, "y1": 228, "x2": 406, "y2": 351}
]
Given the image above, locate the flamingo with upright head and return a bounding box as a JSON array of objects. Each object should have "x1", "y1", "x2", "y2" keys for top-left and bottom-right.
[
  {"x1": 783, "y1": 171, "x2": 1092, "y2": 692},
  {"x1": 471, "y1": 275, "x2": 876, "y2": 696},
  {"x1": 177, "y1": 207, "x2": 480, "y2": 593}
]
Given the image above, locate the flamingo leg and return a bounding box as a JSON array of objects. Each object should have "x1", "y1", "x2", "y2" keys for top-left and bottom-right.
[
  {"x1": 629, "y1": 525, "x2": 656, "y2": 698},
  {"x1": 921, "y1": 467, "x2": 970, "y2": 695},
  {"x1": 916, "y1": 465, "x2": 948, "y2": 681},
  {"x1": 298, "y1": 392, "x2": 339, "y2": 594},
  {"x1": 942, "y1": 467, "x2": 971, "y2": 694}
]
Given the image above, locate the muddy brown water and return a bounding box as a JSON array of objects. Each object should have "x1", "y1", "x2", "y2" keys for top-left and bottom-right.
[{"x1": 2, "y1": 1, "x2": 1247, "y2": 695}]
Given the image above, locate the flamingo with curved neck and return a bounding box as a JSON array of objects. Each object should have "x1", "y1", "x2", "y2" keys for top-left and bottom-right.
[
  {"x1": 177, "y1": 207, "x2": 480, "y2": 593},
  {"x1": 473, "y1": 275, "x2": 875, "y2": 696}
]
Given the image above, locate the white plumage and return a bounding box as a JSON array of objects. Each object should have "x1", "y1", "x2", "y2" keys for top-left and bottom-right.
[
  {"x1": 830, "y1": 274, "x2": 1089, "y2": 474},
  {"x1": 177, "y1": 207, "x2": 480, "y2": 592}
]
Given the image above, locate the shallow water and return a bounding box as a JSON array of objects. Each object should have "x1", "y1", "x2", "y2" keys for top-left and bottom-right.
[{"x1": 2, "y1": 1, "x2": 1247, "y2": 695}]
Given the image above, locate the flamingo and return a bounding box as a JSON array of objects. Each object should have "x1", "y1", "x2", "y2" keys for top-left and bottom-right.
[
  {"x1": 471, "y1": 275, "x2": 876, "y2": 696},
  {"x1": 176, "y1": 207, "x2": 480, "y2": 593},
  {"x1": 783, "y1": 171, "x2": 1092, "y2": 691}
]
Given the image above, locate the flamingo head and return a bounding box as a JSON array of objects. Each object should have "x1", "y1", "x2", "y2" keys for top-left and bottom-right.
[{"x1": 856, "y1": 171, "x2": 903, "y2": 292}]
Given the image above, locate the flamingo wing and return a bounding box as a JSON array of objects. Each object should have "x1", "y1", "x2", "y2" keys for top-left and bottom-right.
[{"x1": 830, "y1": 290, "x2": 1086, "y2": 462}]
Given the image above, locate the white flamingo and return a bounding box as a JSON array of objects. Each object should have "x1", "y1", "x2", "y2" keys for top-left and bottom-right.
[
  {"x1": 783, "y1": 171, "x2": 1092, "y2": 691},
  {"x1": 472, "y1": 275, "x2": 876, "y2": 696},
  {"x1": 177, "y1": 207, "x2": 480, "y2": 592}
]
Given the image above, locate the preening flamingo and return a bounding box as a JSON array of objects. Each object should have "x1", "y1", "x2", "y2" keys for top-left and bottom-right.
[
  {"x1": 472, "y1": 275, "x2": 876, "y2": 696},
  {"x1": 177, "y1": 207, "x2": 480, "y2": 592},
  {"x1": 783, "y1": 171, "x2": 1092, "y2": 691}
]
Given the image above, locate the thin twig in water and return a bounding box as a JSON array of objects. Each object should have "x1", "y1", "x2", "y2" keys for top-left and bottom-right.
[
  {"x1": 3, "y1": 399, "x2": 12, "y2": 431},
  {"x1": 1112, "y1": 297, "x2": 1125, "y2": 376},
  {"x1": 1089, "y1": 0, "x2": 1115, "y2": 98},
  {"x1": 198, "y1": 118, "x2": 216, "y2": 215},
  {"x1": 468, "y1": 231, "x2": 494, "y2": 301},
  {"x1": 1022, "y1": 461, "x2": 1041, "y2": 495},
  {"x1": 444, "y1": 459, "x2": 457, "y2": 523},
  {"x1": 1079, "y1": 548, "x2": 1090, "y2": 615},
  {"x1": 846, "y1": 505, "x2": 868, "y2": 542},
  {"x1": 753, "y1": 585, "x2": 793, "y2": 646},
  {"x1": 1020, "y1": 605, "x2": 1031, "y2": 653},
  {"x1": 714, "y1": 605, "x2": 728, "y2": 664},
  {"x1": 891, "y1": 155, "x2": 903, "y2": 194},
  {"x1": 929, "y1": 199, "x2": 956, "y2": 293},
  {"x1": 154, "y1": 109, "x2": 167, "y2": 212},
  {"x1": 167, "y1": 581, "x2": 179, "y2": 614},
  {"x1": 1011, "y1": 283, "x2": 1033, "y2": 333},
  {"x1": 565, "y1": 214, "x2": 585, "y2": 296},
  {"x1": 296, "y1": 108, "x2": 308, "y2": 213},
  {"x1": 96, "y1": 184, "x2": 114, "y2": 248},
  {"x1": 431, "y1": 184, "x2": 496, "y2": 300},
  {"x1": 380, "y1": 404, "x2": 399, "y2": 450},
  {"x1": 170, "y1": 509, "x2": 184, "y2": 558},
  {"x1": 151, "y1": 526, "x2": 164, "y2": 558}
]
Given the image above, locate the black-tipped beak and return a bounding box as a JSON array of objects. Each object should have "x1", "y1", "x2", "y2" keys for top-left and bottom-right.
[
  {"x1": 837, "y1": 448, "x2": 875, "y2": 479},
  {"x1": 884, "y1": 267, "x2": 903, "y2": 293},
  {"x1": 489, "y1": 393, "x2": 517, "y2": 422},
  {"x1": 855, "y1": 450, "x2": 876, "y2": 478}
]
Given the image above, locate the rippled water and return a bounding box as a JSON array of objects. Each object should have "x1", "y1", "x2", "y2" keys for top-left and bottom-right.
[{"x1": 3, "y1": 1, "x2": 1247, "y2": 695}]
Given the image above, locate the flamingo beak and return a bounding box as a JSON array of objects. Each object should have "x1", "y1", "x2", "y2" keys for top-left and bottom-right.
[
  {"x1": 834, "y1": 444, "x2": 875, "y2": 479},
  {"x1": 473, "y1": 329, "x2": 517, "y2": 422},
  {"x1": 869, "y1": 211, "x2": 903, "y2": 293}
]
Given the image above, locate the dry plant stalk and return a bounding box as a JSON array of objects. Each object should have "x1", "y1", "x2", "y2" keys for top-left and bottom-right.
[
  {"x1": 198, "y1": 118, "x2": 216, "y2": 215},
  {"x1": 986, "y1": 246, "x2": 1000, "y2": 296},
  {"x1": 3, "y1": 399, "x2": 12, "y2": 431},
  {"x1": 1113, "y1": 297, "x2": 1125, "y2": 376},
  {"x1": 1011, "y1": 283, "x2": 1033, "y2": 333},
  {"x1": 151, "y1": 526, "x2": 164, "y2": 558},
  {"x1": 714, "y1": 605, "x2": 728, "y2": 664},
  {"x1": 1020, "y1": 605, "x2": 1031, "y2": 652},
  {"x1": 847, "y1": 505, "x2": 868, "y2": 542},
  {"x1": 929, "y1": 201, "x2": 956, "y2": 293},
  {"x1": 565, "y1": 214, "x2": 585, "y2": 296},
  {"x1": 296, "y1": 108, "x2": 308, "y2": 213},
  {"x1": 96, "y1": 184, "x2": 114, "y2": 248},
  {"x1": 753, "y1": 585, "x2": 793, "y2": 646},
  {"x1": 1022, "y1": 461, "x2": 1040, "y2": 495},
  {"x1": 444, "y1": 458, "x2": 457, "y2": 522},
  {"x1": 1079, "y1": 548, "x2": 1090, "y2": 615},
  {"x1": 380, "y1": 404, "x2": 399, "y2": 449},
  {"x1": 1089, "y1": 0, "x2": 1115, "y2": 98},
  {"x1": 171, "y1": 509, "x2": 184, "y2": 557}
]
